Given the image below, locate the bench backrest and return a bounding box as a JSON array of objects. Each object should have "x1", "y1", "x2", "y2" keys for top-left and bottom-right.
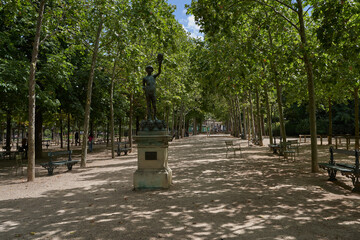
[
  {"x1": 280, "y1": 142, "x2": 291, "y2": 147},
  {"x1": 330, "y1": 147, "x2": 359, "y2": 172},
  {"x1": 48, "y1": 150, "x2": 72, "y2": 162},
  {"x1": 48, "y1": 150, "x2": 72, "y2": 157},
  {"x1": 331, "y1": 148, "x2": 355, "y2": 156}
]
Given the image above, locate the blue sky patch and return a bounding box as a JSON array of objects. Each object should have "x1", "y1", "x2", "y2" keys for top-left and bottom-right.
[{"x1": 167, "y1": 0, "x2": 203, "y2": 39}]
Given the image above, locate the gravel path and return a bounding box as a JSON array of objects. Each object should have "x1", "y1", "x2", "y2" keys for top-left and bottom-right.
[{"x1": 0, "y1": 134, "x2": 359, "y2": 240}]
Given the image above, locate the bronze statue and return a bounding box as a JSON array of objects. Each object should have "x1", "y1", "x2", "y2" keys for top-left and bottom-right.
[{"x1": 143, "y1": 53, "x2": 163, "y2": 120}]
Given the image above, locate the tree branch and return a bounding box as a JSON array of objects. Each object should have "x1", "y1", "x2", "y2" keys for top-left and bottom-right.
[
  {"x1": 254, "y1": 0, "x2": 300, "y2": 32},
  {"x1": 303, "y1": 6, "x2": 313, "y2": 17},
  {"x1": 40, "y1": 29, "x2": 60, "y2": 45},
  {"x1": 274, "y1": 0, "x2": 297, "y2": 13}
]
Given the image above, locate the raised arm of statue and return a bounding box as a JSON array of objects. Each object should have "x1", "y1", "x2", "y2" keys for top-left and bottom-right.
[{"x1": 154, "y1": 53, "x2": 163, "y2": 78}]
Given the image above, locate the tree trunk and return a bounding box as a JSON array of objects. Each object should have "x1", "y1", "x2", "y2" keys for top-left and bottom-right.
[
  {"x1": 249, "y1": 91, "x2": 256, "y2": 139},
  {"x1": 177, "y1": 110, "x2": 181, "y2": 138},
  {"x1": 110, "y1": 59, "x2": 116, "y2": 159},
  {"x1": 12, "y1": 128, "x2": 15, "y2": 147},
  {"x1": 261, "y1": 111, "x2": 265, "y2": 136},
  {"x1": 35, "y1": 107, "x2": 43, "y2": 158},
  {"x1": 236, "y1": 95, "x2": 243, "y2": 135},
  {"x1": 119, "y1": 118, "x2": 122, "y2": 142},
  {"x1": 17, "y1": 120, "x2": 20, "y2": 148},
  {"x1": 178, "y1": 105, "x2": 183, "y2": 138},
  {"x1": 230, "y1": 98, "x2": 237, "y2": 137},
  {"x1": 193, "y1": 118, "x2": 197, "y2": 135},
  {"x1": 128, "y1": 92, "x2": 134, "y2": 151},
  {"x1": 106, "y1": 119, "x2": 109, "y2": 146},
  {"x1": 27, "y1": 0, "x2": 46, "y2": 181},
  {"x1": 6, "y1": 110, "x2": 11, "y2": 152},
  {"x1": 264, "y1": 88, "x2": 273, "y2": 144},
  {"x1": 267, "y1": 23, "x2": 286, "y2": 143},
  {"x1": 255, "y1": 86, "x2": 263, "y2": 145},
  {"x1": 328, "y1": 97, "x2": 332, "y2": 145},
  {"x1": 166, "y1": 105, "x2": 170, "y2": 131},
  {"x1": 242, "y1": 106, "x2": 248, "y2": 138},
  {"x1": 67, "y1": 113, "x2": 70, "y2": 151},
  {"x1": 246, "y1": 106, "x2": 251, "y2": 140},
  {"x1": 354, "y1": 87, "x2": 359, "y2": 150},
  {"x1": 172, "y1": 106, "x2": 175, "y2": 135},
  {"x1": 0, "y1": 127, "x2": 2, "y2": 146},
  {"x1": 297, "y1": 0, "x2": 318, "y2": 172},
  {"x1": 81, "y1": 17, "x2": 103, "y2": 167},
  {"x1": 60, "y1": 114, "x2": 63, "y2": 149}
]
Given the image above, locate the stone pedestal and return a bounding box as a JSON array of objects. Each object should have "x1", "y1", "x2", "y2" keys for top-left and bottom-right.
[{"x1": 133, "y1": 129, "x2": 172, "y2": 190}]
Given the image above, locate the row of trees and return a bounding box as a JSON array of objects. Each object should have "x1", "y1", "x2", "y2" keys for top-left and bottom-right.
[
  {"x1": 0, "y1": 0, "x2": 208, "y2": 181},
  {"x1": 2, "y1": 0, "x2": 359, "y2": 180},
  {"x1": 188, "y1": 0, "x2": 360, "y2": 172}
]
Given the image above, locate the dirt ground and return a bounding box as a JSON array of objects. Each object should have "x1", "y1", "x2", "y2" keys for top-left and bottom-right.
[{"x1": 0, "y1": 134, "x2": 359, "y2": 240}]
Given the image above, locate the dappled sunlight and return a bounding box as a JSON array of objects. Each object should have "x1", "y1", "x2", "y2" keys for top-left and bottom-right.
[{"x1": 0, "y1": 135, "x2": 360, "y2": 239}]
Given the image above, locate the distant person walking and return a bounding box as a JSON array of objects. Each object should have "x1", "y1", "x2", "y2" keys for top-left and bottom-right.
[
  {"x1": 21, "y1": 137, "x2": 28, "y2": 158},
  {"x1": 88, "y1": 133, "x2": 94, "y2": 152},
  {"x1": 75, "y1": 132, "x2": 79, "y2": 146}
]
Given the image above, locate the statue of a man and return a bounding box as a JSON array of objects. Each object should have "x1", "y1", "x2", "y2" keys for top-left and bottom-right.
[{"x1": 143, "y1": 54, "x2": 163, "y2": 120}]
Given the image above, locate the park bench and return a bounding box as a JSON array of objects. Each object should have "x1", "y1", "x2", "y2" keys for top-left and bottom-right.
[
  {"x1": 287, "y1": 140, "x2": 300, "y2": 155},
  {"x1": 268, "y1": 141, "x2": 295, "y2": 160},
  {"x1": 40, "y1": 150, "x2": 79, "y2": 175},
  {"x1": 0, "y1": 150, "x2": 23, "y2": 160},
  {"x1": 270, "y1": 142, "x2": 295, "y2": 160},
  {"x1": 318, "y1": 147, "x2": 360, "y2": 192},
  {"x1": 225, "y1": 140, "x2": 242, "y2": 158},
  {"x1": 268, "y1": 144, "x2": 280, "y2": 154},
  {"x1": 116, "y1": 142, "x2": 131, "y2": 156},
  {"x1": 251, "y1": 137, "x2": 260, "y2": 145},
  {"x1": 281, "y1": 142, "x2": 296, "y2": 161}
]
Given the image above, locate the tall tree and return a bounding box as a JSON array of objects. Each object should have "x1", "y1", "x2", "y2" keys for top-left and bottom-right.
[
  {"x1": 80, "y1": 16, "x2": 103, "y2": 167},
  {"x1": 27, "y1": 0, "x2": 47, "y2": 181}
]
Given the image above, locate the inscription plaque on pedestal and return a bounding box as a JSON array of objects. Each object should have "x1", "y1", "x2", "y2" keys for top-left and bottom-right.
[{"x1": 145, "y1": 152, "x2": 157, "y2": 160}]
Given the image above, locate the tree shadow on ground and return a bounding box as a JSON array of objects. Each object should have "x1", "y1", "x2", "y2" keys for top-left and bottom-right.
[{"x1": 0, "y1": 135, "x2": 360, "y2": 239}]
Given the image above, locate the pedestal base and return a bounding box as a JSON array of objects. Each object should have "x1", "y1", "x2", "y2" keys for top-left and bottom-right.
[{"x1": 133, "y1": 167, "x2": 172, "y2": 190}]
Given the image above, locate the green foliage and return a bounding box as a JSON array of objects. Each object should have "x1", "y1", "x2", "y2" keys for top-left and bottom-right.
[{"x1": 2, "y1": 0, "x2": 360, "y2": 139}]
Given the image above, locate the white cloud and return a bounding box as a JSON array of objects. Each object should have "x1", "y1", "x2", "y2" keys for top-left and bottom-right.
[{"x1": 182, "y1": 15, "x2": 203, "y2": 40}]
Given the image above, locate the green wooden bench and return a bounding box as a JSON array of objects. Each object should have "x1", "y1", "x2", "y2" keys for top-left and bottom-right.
[
  {"x1": 251, "y1": 137, "x2": 260, "y2": 145},
  {"x1": 268, "y1": 144, "x2": 280, "y2": 154},
  {"x1": 318, "y1": 147, "x2": 360, "y2": 192},
  {"x1": 41, "y1": 150, "x2": 79, "y2": 175},
  {"x1": 278, "y1": 142, "x2": 295, "y2": 161},
  {"x1": 287, "y1": 140, "x2": 300, "y2": 156},
  {"x1": 0, "y1": 150, "x2": 23, "y2": 160},
  {"x1": 116, "y1": 142, "x2": 131, "y2": 156}
]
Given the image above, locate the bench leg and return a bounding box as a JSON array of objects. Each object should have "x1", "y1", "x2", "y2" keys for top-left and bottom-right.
[
  {"x1": 327, "y1": 169, "x2": 337, "y2": 181},
  {"x1": 67, "y1": 164, "x2": 73, "y2": 171},
  {"x1": 124, "y1": 151, "x2": 128, "y2": 155},
  {"x1": 47, "y1": 168, "x2": 54, "y2": 175},
  {"x1": 351, "y1": 177, "x2": 360, "y2": 193}
]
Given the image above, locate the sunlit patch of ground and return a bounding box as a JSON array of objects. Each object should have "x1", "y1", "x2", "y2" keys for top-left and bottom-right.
[{"x1": 0, "y1": 135, "x2": 359, "y2": 239}]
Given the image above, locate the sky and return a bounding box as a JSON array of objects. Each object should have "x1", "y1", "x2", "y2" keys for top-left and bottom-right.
[{"x1": 167, "y1": 0, "x2": 203, "y2": 39}]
